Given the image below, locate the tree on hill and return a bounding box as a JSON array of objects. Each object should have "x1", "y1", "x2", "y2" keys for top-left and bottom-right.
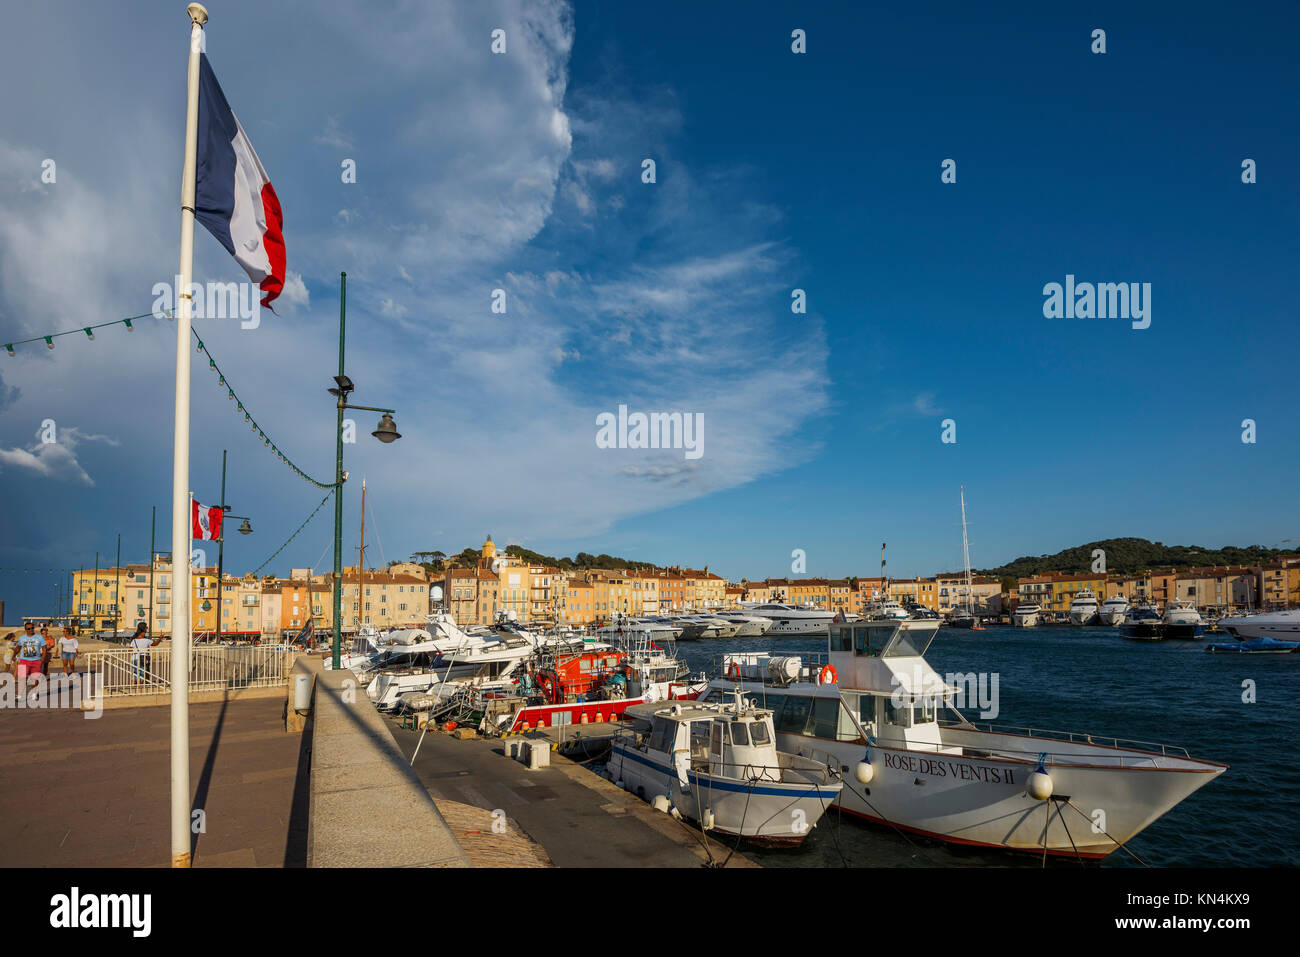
[{"x1": 974, "y1": 537, "x2": 1287, "y2": 579}]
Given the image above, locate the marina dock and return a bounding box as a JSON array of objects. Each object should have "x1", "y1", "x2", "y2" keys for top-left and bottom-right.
[{"x1": 390, "y1": 718, "x2": 756, "y2": 868}]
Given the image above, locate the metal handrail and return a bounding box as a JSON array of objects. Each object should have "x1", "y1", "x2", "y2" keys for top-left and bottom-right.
[{"x1": 935, "y1": 720, "x2": 1192, "y2": 759}]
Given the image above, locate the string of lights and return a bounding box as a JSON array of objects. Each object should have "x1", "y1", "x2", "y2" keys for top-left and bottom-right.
[
  {"x1": 250, "y1": 490, "x2": 334, "y2": 577},
  {"x1": 2, "y1": 308, "x2": 337, "y2": 491},
  {"x1": 4, "y1": 313, "x2": 158, "y2": 356},
  {"x1": 189, "y1": 328, "x2": 337, "y2": 490}
]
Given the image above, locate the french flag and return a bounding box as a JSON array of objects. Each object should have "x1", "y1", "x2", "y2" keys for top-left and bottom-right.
[{"x1": 194, "y1": 54, "x2": 286, "y2": 309}]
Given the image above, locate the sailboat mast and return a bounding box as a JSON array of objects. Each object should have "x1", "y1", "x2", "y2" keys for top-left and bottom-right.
[
  {"x1": 960, "y1": 486, "x2": 972, "y2": 613},
  {"x1": 358, "y1": 477, "x2": 366, "y2": 632}
]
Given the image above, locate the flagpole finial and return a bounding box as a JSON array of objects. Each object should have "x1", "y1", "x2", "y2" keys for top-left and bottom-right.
[{"x1": 187, "y1": 3, "x2": 208, "y2": 25}]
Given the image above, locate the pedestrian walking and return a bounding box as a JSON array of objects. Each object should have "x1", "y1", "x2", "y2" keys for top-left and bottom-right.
[
  {"x1": 59, "y1": 626, "x2": 79, "y2": 676},
  {"x1": 14, "y1": 622, "x2": 44, "y2": 688},
  {"x1": 3, "y1": 632, "x2": 15, "y2": 674},
  {"x1": 39, "y1": 625, "x2": 55, "y2": 676}
]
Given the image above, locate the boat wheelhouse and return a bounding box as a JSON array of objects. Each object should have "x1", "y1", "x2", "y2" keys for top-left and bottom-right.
[{"x1": 697, "y1": 617, "x2": 1225, "y2": 859}]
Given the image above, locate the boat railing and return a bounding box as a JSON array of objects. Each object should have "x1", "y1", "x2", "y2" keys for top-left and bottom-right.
[
  {"x1": 713, "y1": 651, "x2": 831, "y2": 682},
  {"x1": 937, "y1": 720, "x2": 1192, "y2": 760}
]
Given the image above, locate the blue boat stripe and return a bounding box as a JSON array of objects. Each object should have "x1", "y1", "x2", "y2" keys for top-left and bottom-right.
[{"x1": 613, "y1": 745, "x2": 838, "y2": 799}]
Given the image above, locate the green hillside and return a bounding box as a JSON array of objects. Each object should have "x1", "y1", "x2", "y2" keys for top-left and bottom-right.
[{"x1": 974, "y1": 537, "x2": 1286, "y2": 579}]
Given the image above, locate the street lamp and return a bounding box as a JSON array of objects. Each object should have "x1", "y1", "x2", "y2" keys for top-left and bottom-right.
[
  {"x1": 330, "y1": 272, "x2": 402, "y2": 670},
  {"x1": 213, "y1": 449, "x2": 256, "y2": 643}
]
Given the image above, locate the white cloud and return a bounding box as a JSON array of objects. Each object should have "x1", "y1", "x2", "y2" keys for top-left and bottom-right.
[
  {"x1": 0, "y1": 425, "x2": 118, "y2": 486},
  {"x1": 0, "y1": 0, "x2": 829, "y2": 566}
]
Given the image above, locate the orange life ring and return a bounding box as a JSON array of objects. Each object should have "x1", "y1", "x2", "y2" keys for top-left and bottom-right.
[
  {"x1": 818, "y1": 664, "x2": 837, "y2": 685},
  {"x1": 728, "y1": 661, "x2": 741, "y2": 680}
]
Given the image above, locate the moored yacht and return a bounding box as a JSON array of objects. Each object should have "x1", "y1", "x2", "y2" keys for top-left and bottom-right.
[
  {"x1": 1118, "y1": 602, "x2": 1163, "y2": 641},
  {"x1": 1068, "y1": 590, "x2": 1100, "y2": 626},
  {"x1": 697, "y1": 616, "x2": 1225, "y2": 859},
  {"x1": 868, "y1": 600, "x2": 911, "y2": 621},
  {"x1": 719, "y1": 615, "x2": 775, "y2": 637},
  {"x1": 745, "y1": 603, "x2": 837, "y2": 635},
  {"x1": 1098, "y1": 595, "x2": 1130, "y2": 626},
  {"x1": 1011, "y1": 603, "x2": 1041, "y2": 627},
  {"x1": 1161, "y1": 599, "x2": 1204, "y2": 640},
  {"x1": 1216, "y1": 608, "x2": 1300, "y2": 641},
  {"x1": 948, "y1": 608, "x2": 976, "y2": 629}
]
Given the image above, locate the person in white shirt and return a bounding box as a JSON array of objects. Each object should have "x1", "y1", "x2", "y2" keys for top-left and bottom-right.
[
  {"x1": 59, "y1": 625, "x2": 80, "y2": 675},
  {"x1": 128, "y1": 623, "x2": 161, "y2": 685}
]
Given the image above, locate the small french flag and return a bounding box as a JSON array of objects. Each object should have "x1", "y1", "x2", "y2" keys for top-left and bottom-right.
[
  {"x1": 194, "y1": 53, "x2": 286, "y2": 309},
  {"x1": 192, "y1": 501, "x2": 223, "y2": 541}
]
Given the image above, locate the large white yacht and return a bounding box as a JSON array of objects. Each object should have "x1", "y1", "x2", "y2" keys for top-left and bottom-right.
[
  {"x1": 697, "y1": 617, "x2": 1226, "y2": 859},
  {"x1": 1161, "y1": 599, "x2": 1204, "y2": 639},
  {"x1": 1098, "y1": 595, "x2": 1130, "y2": 626},
  {"x1": 1011, "y1": 603, "x2": 1041, "y2": 627},
  {"x1": 1216, "y1": 608, "x2": 1300, "y2": 640},
  {"x1": 720, "y1": 615, "x2": 775, "y2": 638},
  {"x1": 1068, "y1": 590, "x2": 1100, "y2": 626},
  {"x1": 745, "y1": 603, "x2": 838, "y2": 636}
]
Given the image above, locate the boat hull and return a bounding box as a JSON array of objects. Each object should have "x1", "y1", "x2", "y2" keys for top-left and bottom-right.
[
  {"x1": 609, "y1": 741, "x2": 841, "y2": 844},
  {"x1": 784, "y1": 732, "x2": 1224, "y2": 858}
]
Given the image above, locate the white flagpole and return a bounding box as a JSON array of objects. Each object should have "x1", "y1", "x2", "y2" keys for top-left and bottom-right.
[{"x1": 170, "y1": 1, "x2": 208, "y2": 869}]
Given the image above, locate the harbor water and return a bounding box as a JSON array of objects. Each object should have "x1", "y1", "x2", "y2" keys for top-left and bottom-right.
[{"x1": 659, "y1": 625, "x2": 1300, "y2": 867}]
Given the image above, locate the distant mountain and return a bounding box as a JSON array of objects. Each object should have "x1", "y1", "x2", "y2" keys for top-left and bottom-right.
[{"x1": 973, "y1": 537, "x2": 1288, "y2": 579}]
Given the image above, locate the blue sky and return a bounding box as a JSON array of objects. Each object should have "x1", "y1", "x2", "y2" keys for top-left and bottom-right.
[{"x1": 1, "y1": 1, "x2": 1298, "y2": 619}]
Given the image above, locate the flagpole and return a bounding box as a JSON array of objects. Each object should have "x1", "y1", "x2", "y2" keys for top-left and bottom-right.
[{"x1": 170, "y1": 1, "x2": 208, "y2": 870}]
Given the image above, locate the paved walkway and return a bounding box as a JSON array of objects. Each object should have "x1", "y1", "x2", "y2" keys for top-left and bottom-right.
[
  {"x1": 391, "y1": 722, "x2": 757, "y2": 868},
  {"x1": 0, "y1": 696, "x2": 306, "y2": 867}
]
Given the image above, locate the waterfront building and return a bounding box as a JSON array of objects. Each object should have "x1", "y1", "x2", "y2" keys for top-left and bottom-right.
[
  {"x1": 788, "y1": 577, "x2": 830, "y2": 609},
  {"x1": 1047, "y1": 573, "x2": 1108, "y2": 613}
]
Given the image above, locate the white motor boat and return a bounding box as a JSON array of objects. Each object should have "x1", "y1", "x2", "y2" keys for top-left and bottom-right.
[
  {"x1": 1215, "y1": 608, "x2": 1300, "y2": 640},
  {"x1": 1161, "y1": 599, "x2": 1204, "y2": 640},
  {"x1": 698, "y1": 617, "x2": 1226, "y2": 859},
  {"x1": 607, "y1": 697, "x2": 843, "y2": 845},
  {"x1": 1068, "y1": 590, "x2": 1100, "y2": 626},
  {"x1": 720, "y1": 615, "x2": 775, "y2": 638},
  {"x1": 745, "y1": 603, "x2": 837, "y2": 635},
  {"x1": 676, "y1": 616, "x2": 726, "y2": 640},
  {"x1": 363, "y1": 611, "x2": 540, "y2": 710},
  {"x1": 1011, "y1": 603, "x2": 1041, "y2": 627},
  {"x1": 869, "y1": 600, "x2": 911, "y2": 622},
  {"x1": 1097, "y1": 595, "x2": 1130, "y2": 626}
]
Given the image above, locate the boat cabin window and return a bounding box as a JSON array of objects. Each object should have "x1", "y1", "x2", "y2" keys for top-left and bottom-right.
[
  {"x1": 885, "y1": 697, "x2": 913, "y2": 728},
  {"x1": 829, "y1": 626, "x2": 851, "y2": 653},
  {"x1": 710, "y1": 722, "x2": 724, "y2": 757},
  {"x1": 772, "y1": 695, "x2": 862, "y2": 742},
  {"x1": 731, "y1": 721, "x2": 750, "y2": 746},
  {"x1": 647, "y1": 717, "x2": 677, "y2": 753},
  {"x1": 689, "y1": 720, "x2": 711, "y2": 763},
  {"x1": 882, "y1": 627, "x2": 933, "y2": 658},
  {"x1": 749, "y1": 720, "x2": 771, "y2": 746}
]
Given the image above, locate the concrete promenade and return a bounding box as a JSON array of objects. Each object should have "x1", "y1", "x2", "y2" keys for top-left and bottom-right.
[{"x1": 0, "y1": 695, "x2": 306, "y2": 867}]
